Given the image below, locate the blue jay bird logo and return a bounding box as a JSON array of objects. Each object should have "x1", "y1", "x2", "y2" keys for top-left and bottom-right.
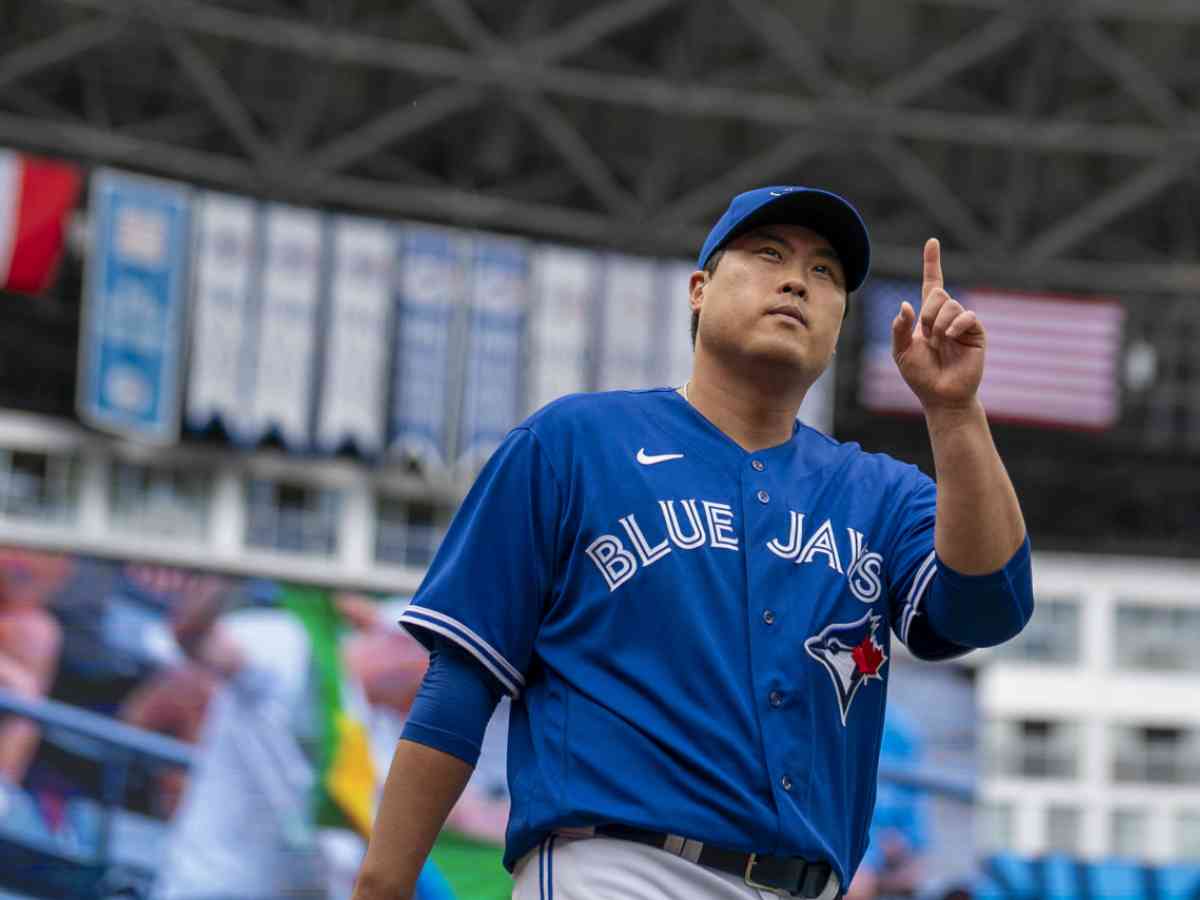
[{"x1": 805, "y1": 612, "x2": 888, "y2": 726}]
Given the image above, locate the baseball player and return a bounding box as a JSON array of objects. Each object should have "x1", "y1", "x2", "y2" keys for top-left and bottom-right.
[{"x1": 352, "y1": 186, "x2": 1033, "y2": 900}]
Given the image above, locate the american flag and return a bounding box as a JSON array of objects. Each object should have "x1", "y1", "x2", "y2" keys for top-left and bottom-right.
[{"x1": 859, "y1": 279, "x2": 1126, "y2": 429}]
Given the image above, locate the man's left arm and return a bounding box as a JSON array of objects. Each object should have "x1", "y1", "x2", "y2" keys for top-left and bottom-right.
[{"x1": 891, "y1": 238, "x2": 1032, "y2": 648}]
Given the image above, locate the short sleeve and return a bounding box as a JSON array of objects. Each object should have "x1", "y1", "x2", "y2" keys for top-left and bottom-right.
[
  {"x1": 885, "y1": 472, "x2": 973, "y2": 661},
  {"x1": 399, "y1": 427, "x2": 561, "y2": 698}
]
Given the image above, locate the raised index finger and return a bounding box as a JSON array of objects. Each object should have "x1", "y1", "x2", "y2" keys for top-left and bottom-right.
[{"x1": 921, "y1": 237, "x2": 943, "y2": 304}]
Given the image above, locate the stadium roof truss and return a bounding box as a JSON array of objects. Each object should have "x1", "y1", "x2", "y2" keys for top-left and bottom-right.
[
  {"x1": 3, "y1": 0, "x2": 1200, "y2": 297},
  {"x1": 2, "y1": 0, "x2": 1200, "y2": 552}
]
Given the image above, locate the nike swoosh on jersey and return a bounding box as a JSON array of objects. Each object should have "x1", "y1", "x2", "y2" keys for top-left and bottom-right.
[{"x1": 636, "y1": 448, "x2": 685, "y2": 465}]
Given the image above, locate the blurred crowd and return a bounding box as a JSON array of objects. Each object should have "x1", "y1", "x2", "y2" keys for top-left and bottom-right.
[{"x1": 0, "y1": 547, "x2": 510, "y2": 900}]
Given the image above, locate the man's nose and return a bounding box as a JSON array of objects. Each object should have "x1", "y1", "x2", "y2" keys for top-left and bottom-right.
[{"x1": 780, "y1": 278, "x2": 807, "y2": 298}]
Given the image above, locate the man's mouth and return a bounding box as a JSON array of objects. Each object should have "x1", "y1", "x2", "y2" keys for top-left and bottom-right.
[{"x1": 767, "y1": 305, "x2": 807, "y2": 327}]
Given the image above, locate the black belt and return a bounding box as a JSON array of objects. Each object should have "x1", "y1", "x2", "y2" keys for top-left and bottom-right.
[{"x1": 595, "y1": 824, "x2": 836, "y2": 898}]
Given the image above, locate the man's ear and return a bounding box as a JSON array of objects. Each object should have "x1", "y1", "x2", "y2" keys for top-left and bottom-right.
[{"x1": 688, "y1": 270, "x2": 707, "y2": 313}]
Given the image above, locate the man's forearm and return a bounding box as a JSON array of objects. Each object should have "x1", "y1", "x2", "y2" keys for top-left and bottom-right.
[
  {"x1": 925, "y1": 399, "x2": 1026, "y2": 574},
  {"x1": 352, "y1": 738, "x2": 474, "y2": 900}
]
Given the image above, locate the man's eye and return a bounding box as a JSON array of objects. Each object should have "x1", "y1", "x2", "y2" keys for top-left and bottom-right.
[{"x1": 759, "y1": 247, "x2": 782, "y2": 259}]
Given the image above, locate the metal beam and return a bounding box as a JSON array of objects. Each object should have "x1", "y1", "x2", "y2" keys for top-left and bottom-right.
[
  {"x1": 425, "y1": 0, "x2": 503, "y2": 52},
  {"x1": 519, "y1": 0, "x2": 683, "y2": 62},
  {"x1": 508, "y1": 92, "x2": 642, "y2": 217},
  {"x1": 1026, "y1": 151, "x2": 1200, "y2": 261},
  {"x1": 0, "y1": 17, "x2": 125, "y2": 91},
  {"x1": 917, "y1": 0, "x2": 1200, "y2": 24},
  {"x1": 999, "y1": 29, "x2": 1057, "y2": 249},
  {"x1": 873, "y1": 13, "x2": 1030, "y2": 106},
  {"x1": 868, "y1": 139, "x2": 993, "y2": 251},
  {"x1": 307, "y1": 84, "x2": 484, "y2": 174},
  {"x1": 1069, "y1": 19, "x2": 1183, "y2": 125},
  {"x1": 154, "y1": 22, "x2": 277, "y2": 170},
  {"x1": 45, "y1": 0, "x2": 1194, "y2": 159},
  {"x1": 725, "y1": 0, "x2": 854, "y2": 98},
  {"x1": 3, "y1": 108, "x2": 1200, "y2": 294}
]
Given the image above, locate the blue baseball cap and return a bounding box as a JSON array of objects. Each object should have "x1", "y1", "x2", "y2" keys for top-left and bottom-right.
[{"x1": 697, "y1": 186, "x2": 871, "y2": 292}]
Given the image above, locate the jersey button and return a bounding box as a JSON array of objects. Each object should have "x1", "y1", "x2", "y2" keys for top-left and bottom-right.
[
  {"x1": 769, "y1": 691, "x2": 784, "y2": 708},
  {"x1": 762, "y1": 609, "x2": 775, "y2": 625},
  {"x1": 780, "y1": 775, "x2": 793, "y2": 792},
  {"x1": 751, "y1": 459, "x2": 765, "y2": 472},
  {"x1": 756, "y1": 489, "x2": 770, "y2": 504}
]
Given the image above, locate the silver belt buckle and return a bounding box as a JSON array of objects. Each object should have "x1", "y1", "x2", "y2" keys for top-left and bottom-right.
[{"x1": 744, "y1": 853, "x2": 788, "y2": 896}]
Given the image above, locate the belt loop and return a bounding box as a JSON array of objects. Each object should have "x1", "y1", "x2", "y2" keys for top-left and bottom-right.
[
  {"x1": 679, "y1": 838, "x2": 704, "y2": 864},
  {"x1": 663, "y1": 834, "x2": 686, "y2": 855}
]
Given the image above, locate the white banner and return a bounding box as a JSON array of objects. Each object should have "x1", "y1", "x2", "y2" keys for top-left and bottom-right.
[
  {"x1": 596, "y1": 253, "x2": 657, "y2": 391},
  {"x1": 389, "y1": 226, "x2": 465, "y2": 470},
  {"x1": 525, "y1": 244, "x2": 598, "y2": 414},
  {"x1": 457, "y1": 235, "x2": 528, "y2": 472},
  {"x1": 316, "y1": 217, "x2": 393, "y2": 455},
  {"x1": 660, "y1": 260, "x2": 696, "y2": 390},
  {"x1": 186, "y1": 192, "x2": 258, "y2": 438},
  {"x1": 246, "y1": 205, "x2": 324, "y2": 447}
]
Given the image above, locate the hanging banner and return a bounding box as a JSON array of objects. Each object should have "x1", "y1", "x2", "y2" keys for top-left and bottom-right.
[
  {"x1": 457, "y1": 235, "x2": 528, "y2": 472},
  {"x1": 596, "y1": 253, "x2": 657, "y2": 392},
  {"x1": 659, "y1": 259, "x2": 696, "y2": 390},
  {"x1": 525, "y1": 244, "x2": 598, "y2": 415},
  {"x1": 389, "y1": 226, "x2": 465, "y2": 470},
  {"x1": 78, "y1": 170, "x2": 191, "y2": 443},
  {"x1": 246, "y1": 205, "x2": 324, "y2": 448},
  {"x1": 315, "y1": 217, "x2": 393, "y2": 455},
  {"x1": 186, "y1": 192, "x2": 259, "y2": 439}
]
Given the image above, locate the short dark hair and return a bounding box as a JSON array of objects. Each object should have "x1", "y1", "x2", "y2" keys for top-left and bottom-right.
[{"x1": 690, "y1": 249, "x2": 724, "y2": 348}]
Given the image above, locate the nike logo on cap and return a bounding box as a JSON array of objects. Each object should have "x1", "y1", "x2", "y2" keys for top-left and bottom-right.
[{"x1": 637, "y1": 448, "x2": 684, "y2": 465}]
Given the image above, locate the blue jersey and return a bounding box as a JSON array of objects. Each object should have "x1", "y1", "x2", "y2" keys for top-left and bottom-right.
[{"x1": 401, "y1": 388, "x2": 1019, "y2": 884}]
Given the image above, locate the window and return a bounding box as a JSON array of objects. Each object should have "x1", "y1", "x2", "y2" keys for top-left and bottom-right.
[
  {"x1": 995, "y1": 598, "x2": 1080, "y2": 663},
  {"x1": 109, "y1": 461, "x2": 211, "y2": 540},
  {"x1": 245, "y1": 479, "x2": 341, "y2": 556},
  {"x1": 985, "y1": 719, "x2": 1078, "y2": 779},
  {"x1": 1177, "y1": 811, "x2": 1200, "y2": 860},
  {"x1": 1111, "y1": 808, "x2": 1148, "y2": 859},
  {"x1": 979, "y1": 802, "x2": 1014, "y2": 853},
  {"x1": 0, "y1": 449, "x2": 79, "y2": 523},
  {"x1": 1045, "y1": 805, "x2": 1081, "y2": 855},
  {"x1": 1113, "y1": 725, "x2": 1200, "y2": 784},
  {"x1": 1115, "y1": 603, "x2": 1200, "y2": 672},
  {"x1": 375, "y1": 496, "x2": 450, "y2": 568}
]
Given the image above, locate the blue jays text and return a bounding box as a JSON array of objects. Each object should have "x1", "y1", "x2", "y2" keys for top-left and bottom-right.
[{"x1": 588, "y1": 503, "x2": 884, "y2": 604}]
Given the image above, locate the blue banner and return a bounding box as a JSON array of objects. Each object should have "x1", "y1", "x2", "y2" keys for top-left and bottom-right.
[
  {"x1": 457, "y1": 235, "x2": 528, "y2": 473},
  {"x1": 79, "y1": 170, "x2": 191, "y2": 443},
  {"x1": 389, "y1": 226, "x2": 465, "y2": 470}
]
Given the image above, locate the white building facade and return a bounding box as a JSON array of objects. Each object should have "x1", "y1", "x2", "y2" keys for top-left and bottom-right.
[{"x1": 978, "y1": 552, "x2": 1200, "y2": 863}]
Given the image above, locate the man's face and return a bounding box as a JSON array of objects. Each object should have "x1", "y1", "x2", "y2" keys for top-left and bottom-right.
[{"x1": 691, "y1": 223, "x2": 847, "y2": 380}]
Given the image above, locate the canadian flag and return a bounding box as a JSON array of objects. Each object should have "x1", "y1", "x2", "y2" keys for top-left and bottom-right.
[{"x1": 0, "y1": 150, "x2": 82, "y2": 295}]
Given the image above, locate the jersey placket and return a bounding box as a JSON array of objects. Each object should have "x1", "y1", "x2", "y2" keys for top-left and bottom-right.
[{"x1": 739, "y1": 450, "x2": 812, "y2": 854}]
